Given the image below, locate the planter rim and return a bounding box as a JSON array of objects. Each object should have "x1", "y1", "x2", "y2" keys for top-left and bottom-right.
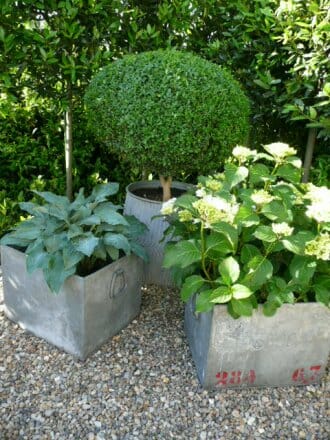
[
  {"x1": 126, "y1": 180, "x2": 194, "y2": 205},
  {"x1": 1, "y1": 244, "x2": 138, "y2": 283}
]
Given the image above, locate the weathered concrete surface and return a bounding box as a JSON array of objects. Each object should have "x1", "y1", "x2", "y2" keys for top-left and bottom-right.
[
  {"x1": 1, "y1": 245, "x2": 143, "y2": 360},
  {"x1": 185, "y1": 298, "x2": 330, "y2": 389}
]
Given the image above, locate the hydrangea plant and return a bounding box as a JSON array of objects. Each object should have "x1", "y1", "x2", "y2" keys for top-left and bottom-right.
[
  {"x1": 1, "y1": 183, "x2": 148, "y2": 293},
  {"x1": 162, "y1": 143, "x2": 330, "y2": 318}
]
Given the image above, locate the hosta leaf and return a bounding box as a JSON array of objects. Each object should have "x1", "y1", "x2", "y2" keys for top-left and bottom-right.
[
  {"x1": 104, "y1": 233, "x2": 131, "y2": 254},
  {"x1": 253, "y1": 225, "x2": 277, "y2": 243},
  {"x1": 70, "y1": 206, "x2": 92, "y2": 223},
  {"x1": 44, "y1": 233, "x2": 67, "y2": 253},
  {"x1": 289, "y1": 255, "x2": 316, "y2": 286},
  {"x1": 26, "y1": 243, "x2": 49, "y2": 273},
  {"x1": 19, "y1": 201, "x2": 38, "y2": 215},
  {"x1": 78, "y1": 215, "x2": 101, "y2": 226},
  {"x1": 219, "y1": 256, "x2": 240, "y2": 285},
  {"x1": 105, "y1": 245, "x2": 119, "y2": 261},
  {"x1": 232, "y1": 284, "x2": 253, "y2": 299},
  {"x1": 94, "y1": 204, "x2": 128, "y2": 226},
  {"x1": 125, "y1": 215, "x2": 148, "y2": 238},
  {"x1": 90, "y1": 183, "x2": 119, "y2": 201},
  {"x1": 130, "y1": 241, "x2": 149, "y2": 262},
  {"x1": 33, "y1": 191, "x2": 70, "y2": 209},
  {"x1": 73, "y1": 235, "x2": 99, "y2": 257},
  {"x1": 180, "y1": 275, "x2": 206, "y2": 302},
  {"x1": 67, "y1": 224, "x2": 84, "y2": 239},
  {"x1": 163, "y1": 240, "x2": 201, "y2": 269},
  {"x1": 209, "y1": 286, "x2": 232, "y2": 304},
  {"x1": 62, "y1": 245, "x2": 83, "y2": 269},
  {"x1": 43, "y1": 252, "x2": 75, "y2": 293}
]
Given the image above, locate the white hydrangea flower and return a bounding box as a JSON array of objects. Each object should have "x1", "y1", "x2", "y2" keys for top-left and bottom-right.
[
  {"x1": 251, "y1": 189, "x2": 275, "y2": 205},
  {"x1": 271, "y1": 222, "x2": 294, "y2": 237},
  {"x1": 196, "y1": 188, "x2": 207, "y2": 198},
  {"x1": 232, "y1": 146, "x2": 257, "y2": 163},
  {"x1": 305, "y1": 233, "x2": 330, "y2": 261},
  {"x1": 305, "y1": 185, "x2": 330, "y2": 223},
  {"x1": 193, "y1": 195, "x2": 239, "y2": 225},
  {"x1": 263, "y1": 142, "x2": 297, "y2": 161},
  {"x1": 160, "y1": 198, "x2": 177, "y2": 215}
]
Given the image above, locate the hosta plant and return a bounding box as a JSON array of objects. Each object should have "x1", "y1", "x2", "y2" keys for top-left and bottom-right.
[
  {"x1": 162, "y1": 143, "x2": 330, "y2": 318},
  {"x1": 1, "y1": 183, "x2": 148, "y2": 293}
]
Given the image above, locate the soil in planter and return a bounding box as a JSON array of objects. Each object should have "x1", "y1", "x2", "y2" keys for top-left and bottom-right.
[{"x1": 133, "y1": 186, "x2": 188, "y2": 202}]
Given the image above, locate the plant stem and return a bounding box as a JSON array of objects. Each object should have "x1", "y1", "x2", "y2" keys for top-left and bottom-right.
[{"x1": 200, "y1": 222, "x2": 212, "y2": 281}]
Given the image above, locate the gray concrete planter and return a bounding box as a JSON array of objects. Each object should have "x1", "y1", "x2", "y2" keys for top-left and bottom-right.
[
  {"x1": 185, "y1": 297, "x2": 330, "y2": 389},
  {"x1": 124, "y1": 180, "x2": 192, "y2": 286},
  {"x1": 1, "y1": 245, "x2": 143, "y2": 360}
]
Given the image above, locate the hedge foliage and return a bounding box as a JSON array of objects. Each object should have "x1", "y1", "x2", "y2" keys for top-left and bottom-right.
[{"x1": 85, "y1": 49, "x2": 250, "y2": 178}]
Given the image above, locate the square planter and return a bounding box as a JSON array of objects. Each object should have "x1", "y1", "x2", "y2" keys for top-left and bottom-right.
[
  {"x1": 185, "y1": 297, "x2": 330, "y2": 389},
  {"x1": 1, "y1": 245, "x2": 143, "y2": 359}
]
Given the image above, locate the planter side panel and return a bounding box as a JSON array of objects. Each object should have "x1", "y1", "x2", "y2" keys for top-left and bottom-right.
[
  {"x1": 186, "y1": 301, "x2": 330, "y2": 389},
  {"x1": 1, "y1": 246, "x2": 85, "y2": 357},
  {"x1": 83, "y1": 254, "x2": 142, "y2": 358}
]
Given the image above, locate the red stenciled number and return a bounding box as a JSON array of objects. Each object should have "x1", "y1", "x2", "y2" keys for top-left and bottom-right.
[
  {"x1": 216, "y1": 372, "x2": 228, "y2": 385},
  {"x1": 292, "y1": 365, "x2": 322, "y2": 384},
  {"x1": 216, "y1": 370, "x2": 256, "y2": 386}
]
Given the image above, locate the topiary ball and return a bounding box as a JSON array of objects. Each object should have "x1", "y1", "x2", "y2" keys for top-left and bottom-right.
[{"x1": 85, "y1": 49, "x2": 250, "y2": 178}]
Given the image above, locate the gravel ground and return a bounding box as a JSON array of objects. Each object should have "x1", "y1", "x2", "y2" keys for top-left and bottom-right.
[{"x1": 0, "y1": 267, "x2": 329, "y2": 440}]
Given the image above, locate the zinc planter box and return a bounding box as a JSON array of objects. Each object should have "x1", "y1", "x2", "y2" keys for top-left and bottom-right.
[
  {"x1": 1, "y1": 245, "x2": 143, "y2": 360},
  {"x1": 185, "y1": 298, "x2": 330, "y2": 389}
]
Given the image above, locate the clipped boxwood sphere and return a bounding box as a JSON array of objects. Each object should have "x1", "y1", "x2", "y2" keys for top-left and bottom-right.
[{"x1": 85, "y1": 49, "x2": 250, "y2": 178}]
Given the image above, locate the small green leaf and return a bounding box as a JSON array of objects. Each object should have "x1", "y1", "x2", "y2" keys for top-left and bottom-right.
[
  {"x1": 263, "y1": 301, "x2": 279, "y2": 317},
  {"x1": 246, "y1": 256, "x2": 273, "y2": 289},
  {"x1": 180, "y1": 275, "x2": 206, "y2": 302},
  {"x1": 282, "y1": 231, "x2": 314, "y2": 255},
  {"x1": 231, "y1": 298, "x2": 253, "y2": 317},
  {"x1": 253, "y1": 225, "x2": 277, "y2": 243},
  {"x1": 249, "y1": 163, "x2": 271, "y2": 184},
  {"x1": 314, "y1": 286, "x2": 330, "y2": 307},
  {"x1": 276, "y1": 164, "x2": 301, "y2": 184},
  {"x1": 223, "y1": 163, "x2": 249, "y2": 189},
  {"x1": 261, "y1": 201, "x2": 292, "y2": 222},
  {"x1": 289, "y1": 255, "x2": 317, "y2": 286},
  {"x1": 163, "y1": 240, "x2": 201, "y2": 269},
  {"x1": 211, "y1": 222, "x2": 238, "y2": 251},
  {"x1": 241, "y1": 244, "x2": 262, "y2": 264},
  {"x1": 219, "y1": 256, "x2": 240, "y2": 285},
  {"x1": 235, "y1": 205, "x2": 259, "y2": 227},
  {"x1": 195, "y1": 290, "x2": 213, "y2": 313},
  {"x1": 174, "y1": 194, "x2": 197, "y2": 209},
  {"x1": 209, "y1": 286, "x2": 232, "y2": 304},
  {"x1": 232, "y1": 284, "x2": 253, "y2": 299}
]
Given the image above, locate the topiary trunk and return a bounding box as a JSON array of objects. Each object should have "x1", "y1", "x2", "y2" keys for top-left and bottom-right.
[{"x1": 160, "y1": 175, "x2": 172, "y2": 202}]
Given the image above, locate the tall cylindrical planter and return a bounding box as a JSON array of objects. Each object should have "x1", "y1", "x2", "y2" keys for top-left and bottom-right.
[{"x1": 124, "y1": 180, "x2": 192, "y2": 286}]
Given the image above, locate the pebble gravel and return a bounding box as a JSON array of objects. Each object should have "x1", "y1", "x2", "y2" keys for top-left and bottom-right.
[{"x1": 0, "y1": 267, "x2": 329, "y2": 439}]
